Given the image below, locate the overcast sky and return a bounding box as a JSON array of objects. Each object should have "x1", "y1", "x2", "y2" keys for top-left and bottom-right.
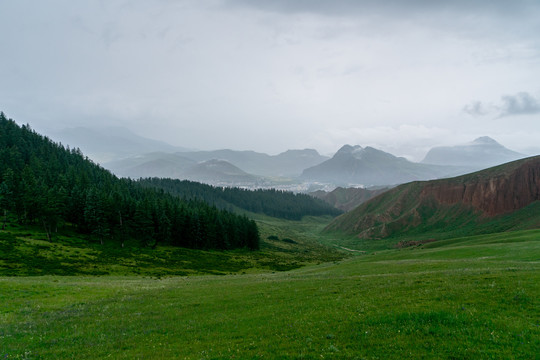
[{"x1": 1, "y1": 0, "x2": 539, "y2": 160}]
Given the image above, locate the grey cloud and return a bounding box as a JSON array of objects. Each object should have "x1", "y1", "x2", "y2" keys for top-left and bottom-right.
[
  {"x1": 463, "y1": 101, "x2": 490, "y2": 117},
  {"x1": 499, "y1": 92, "x2": 540, "y2": 117},
  {"x1": 224, "y1": 0, "x2": 539, "y2": 17},
  {"x1": 223, "y1": 0, "x2": 540, "y2": 47},
  {"x1": 465, "y1": 92, "x2": 540, "y2": 118}
]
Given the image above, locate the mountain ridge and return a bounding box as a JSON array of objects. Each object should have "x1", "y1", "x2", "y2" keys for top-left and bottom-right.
[{"x1": 301, "y1": 144, "x2": 460, "y2": 186}]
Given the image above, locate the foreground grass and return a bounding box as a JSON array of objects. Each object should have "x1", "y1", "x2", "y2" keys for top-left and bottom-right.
[{"x1": 1, "y1": 230, "x2": 539, "y2": 359}]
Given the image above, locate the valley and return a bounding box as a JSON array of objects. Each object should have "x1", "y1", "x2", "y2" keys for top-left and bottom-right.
[
  {"x1": 1, "y1": 112, "x2": 539, "y2": 359},
  {"x1": 3, "y1": 1, "x2": 540, "y2": 358}
]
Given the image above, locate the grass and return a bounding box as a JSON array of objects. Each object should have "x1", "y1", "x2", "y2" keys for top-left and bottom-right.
[
  {"x1": 1, "y1": 228, "x2": 539, "y2": 359},
  {"x1": 0, "y1": 217, "x2": 345, "y2": 276}
]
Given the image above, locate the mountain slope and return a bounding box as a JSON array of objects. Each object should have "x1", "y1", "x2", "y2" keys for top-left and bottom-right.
[
  {"x1": 421, "y1": 136, "x2": 525, "y2": 169},
  {"x1": 105, "y1": 148, "x2": 329, "y2": 184},
  {"x1": 301, "y1": 145, "x2": 458, "y2": 186},
  {"x1": 138, "y1": 178, "x2": 342, "y2": 220},
  {"x1": 104, "y1": 152, "x2": 196, "y2": 179},
  {"x1": 272, "y1": 149, "x2": 330, "y2": 177},
  {"x1": 177, "y1": 148, "x2": 328, "y2": 177},
  {"x1": 325, "y1": 156, "x2": 540, "y2": 239},
  {"x1": 182, "y1": 159, "x2": 258, "y2": 183},
  {"x1": 310, "y1": 186, "x2": 389, "y2": 212},
  {"x1": 104, "y1": 153, "x2": 258, "y2": 184}
]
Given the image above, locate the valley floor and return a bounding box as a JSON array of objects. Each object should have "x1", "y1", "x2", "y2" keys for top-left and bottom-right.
[{"x1": 1, "y1": 229, "x2": 539, "y2": 359}]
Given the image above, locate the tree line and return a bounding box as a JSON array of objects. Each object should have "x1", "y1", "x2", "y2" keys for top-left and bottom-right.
[
  {"x1": 138, "y1": 178, "x2": 343, "y2": 220},
  {"x1": 0, "y1": 113, "x2": 259, "y2": 250}
]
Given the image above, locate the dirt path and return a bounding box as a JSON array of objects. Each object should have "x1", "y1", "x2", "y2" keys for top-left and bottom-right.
[{"x1": 336, "y1": 245, "x2": 366, "y2": 253}]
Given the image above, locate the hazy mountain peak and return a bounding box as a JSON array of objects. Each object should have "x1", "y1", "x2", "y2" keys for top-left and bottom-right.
[
  {"x1": 422, "y1": 136, "x2": 524, "y2": 168},
  {"x1": 471, "y1": 136, "x2": 499, "y2": 146},
  {"x1": 302, "y1": 144, "x2": 448, "y2": 186},
  {"x1": 351, "y1": 146, "x2": 366, "y2": 159},
  {"x1": 336, "y1": 144, "x2": 362, "y2": 155},
  {"x1": 277, "y1": 148, "x2": 322, "y2": 157}
]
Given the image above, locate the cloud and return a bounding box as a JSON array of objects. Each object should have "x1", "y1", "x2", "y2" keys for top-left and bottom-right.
[
  {"x1": 224, "y1": 0, "x2": 540, "y2": 21},
  {"x1": 463, "y1": 101, "x2": 490, "y2": 116},
  {"x1": 464, "y1": 92, "x2": 540, "y2": 118},
  {"x1": 499, "y1": 92, "x2": 540, "y2": 117}
]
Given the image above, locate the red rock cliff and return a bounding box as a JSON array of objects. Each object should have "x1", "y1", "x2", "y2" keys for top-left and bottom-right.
[{"x1": 420, "y1": 158, "x2": 540, "y2": 216}]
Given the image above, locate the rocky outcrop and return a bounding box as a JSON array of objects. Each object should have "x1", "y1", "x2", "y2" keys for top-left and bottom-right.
[{"x1": 420, "y1": 158, "x2": 540, "y2": 216}]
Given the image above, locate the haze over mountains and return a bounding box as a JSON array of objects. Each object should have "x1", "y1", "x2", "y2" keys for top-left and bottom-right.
[
  {"x1": 52, "y1": 126, "x2": 190, "y2": 163},
  {"x1": 104, "y1": 148, "x2": 330, "y2": 189},
  {"x1": 51, "y1": 126, "x2": 532, "y2": 190},
  {"x1": 422, "y1": 136, "x2": 525, "y2": 169}
]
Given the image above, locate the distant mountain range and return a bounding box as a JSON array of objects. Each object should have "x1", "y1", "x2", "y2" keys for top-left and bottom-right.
[
  {"x1": 171, "y1": 148, "x2": 329, "y2": 177},
  {"x1": 325, "y1": 155, "x2": 540, "y2": 239},
  {"x1": 52, "y1": 126, "x2": 531, "y2": 190},
  {"x1": 104, "y1": 148, "x2": 329, "y2": 184},
  {"x1": 421, "y1": 136, "x2": 524, "y2": 169},
  {"x1": 301, "y1": 145, "x2": 464, "y2": 186},
  {"x1": 104, "y1": 137, "x2": 530, "y2": 189}
]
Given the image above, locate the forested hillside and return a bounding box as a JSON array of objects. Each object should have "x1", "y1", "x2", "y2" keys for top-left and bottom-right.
[
  {"x1": 0, "y1": 113, "x2": 259, "y2": 250},
  {"x1": 138, "y1": 178, "x2": 343, "y2": 220}
]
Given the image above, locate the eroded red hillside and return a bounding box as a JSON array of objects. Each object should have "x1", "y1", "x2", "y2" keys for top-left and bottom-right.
[{"x1": 420, "y1": 158, "x2": 540, "y2": 216}]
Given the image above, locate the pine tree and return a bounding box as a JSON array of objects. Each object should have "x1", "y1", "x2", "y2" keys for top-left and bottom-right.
[{"x1": 84, "y1": 188, "x2": 110, "y2": 244}]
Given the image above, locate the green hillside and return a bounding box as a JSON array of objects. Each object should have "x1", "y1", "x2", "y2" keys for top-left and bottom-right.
[{"x1": 138, "y1": 178, "x2": 342, "y2": 220}]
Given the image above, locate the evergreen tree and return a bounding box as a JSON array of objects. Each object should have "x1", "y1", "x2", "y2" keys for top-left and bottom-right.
[
  {"x1": 84, "y1": 188, "x2": 110, "y2": 245},
  {"x1": 0, "y1": 112, "x2": 261, "y2": 251}
]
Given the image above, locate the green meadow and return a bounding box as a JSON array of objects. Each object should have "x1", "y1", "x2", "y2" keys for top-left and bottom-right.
[{"x1": 1, "y1": 220, "x2": 539, "y2": 359}]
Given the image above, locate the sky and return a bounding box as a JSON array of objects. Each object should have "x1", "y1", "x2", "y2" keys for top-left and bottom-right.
[{"x1": 1, "y1": 0, "x2": 540, "y2": 161}]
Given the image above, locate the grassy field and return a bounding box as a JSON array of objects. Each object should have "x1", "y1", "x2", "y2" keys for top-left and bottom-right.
[
  {"x1": 1, "y1": 227, "x2": 539, "y2": 359},
  {"x1": 0, "y1": 217, "x2": 345, "y2": 276}
]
